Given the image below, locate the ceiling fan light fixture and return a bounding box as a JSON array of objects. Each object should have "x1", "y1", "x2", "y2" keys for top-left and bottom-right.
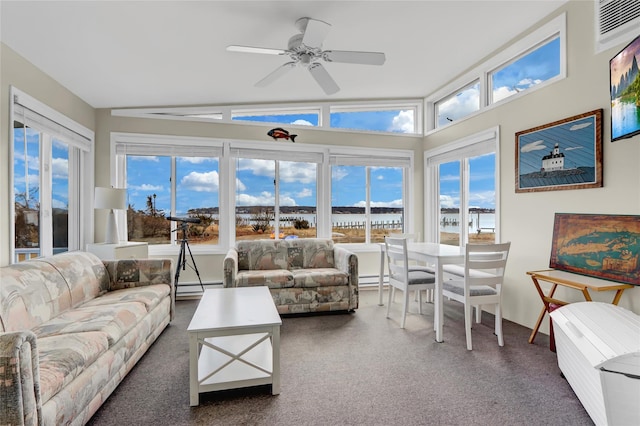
[{"x1": 227, "y1": 17, "x2": 386, "y2": 95}]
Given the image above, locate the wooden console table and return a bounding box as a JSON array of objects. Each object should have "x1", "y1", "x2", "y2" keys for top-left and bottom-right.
[{"x1": 526, "y1": 269, "x2": 634, "y2": 345}]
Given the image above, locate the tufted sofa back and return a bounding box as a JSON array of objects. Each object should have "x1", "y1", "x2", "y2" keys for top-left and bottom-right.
[{"x1": 0, "y1": 251, "x2": 109, "y2": 333}]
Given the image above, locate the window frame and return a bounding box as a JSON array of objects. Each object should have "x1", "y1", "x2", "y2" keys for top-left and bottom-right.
[
  {"x1": 112, "y1": 132, "x2": 414, "y2": 254},
  {"x1": 10, "y1": 86, "x2": 95, "y2": 263},
  {"x1": 424, "y1": 127, "x2": 500, "y2": 245},
  {"x1": 111, "y1": 99, "x2": 424, "y2": 137},
  {"x1": 425, "y1": 12, "x2": 566, "y2": 133}
]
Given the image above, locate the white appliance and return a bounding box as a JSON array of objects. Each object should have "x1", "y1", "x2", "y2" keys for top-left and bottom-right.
[{"x1": 550, "y1": 302, "x2": 640, "y2": 426}]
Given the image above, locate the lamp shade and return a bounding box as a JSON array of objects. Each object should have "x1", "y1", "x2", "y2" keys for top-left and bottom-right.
[{"x1": 94, "y1": 187, "x2": 127, "y2": 210}]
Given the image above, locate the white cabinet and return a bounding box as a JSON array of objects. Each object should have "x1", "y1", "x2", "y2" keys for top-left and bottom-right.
[
  {"x1": 550, "y1": 302, "x2": 640, "y2": 426},
  {"x1": 86, "y1": 242, "x2": 149, "y2": 260}
]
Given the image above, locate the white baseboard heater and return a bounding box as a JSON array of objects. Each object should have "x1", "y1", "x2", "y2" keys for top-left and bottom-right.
[{"x1": 550, "y1": 302, "x2": 640, "y2": 426}]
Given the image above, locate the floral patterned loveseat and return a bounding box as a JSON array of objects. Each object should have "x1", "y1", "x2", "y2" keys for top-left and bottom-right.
[
  {"x1": 0, "y1": 251, "x2": 173, "y2": 426},
  {"x1": 223, "y1": 238, "x2": 358, "y2": 314}
]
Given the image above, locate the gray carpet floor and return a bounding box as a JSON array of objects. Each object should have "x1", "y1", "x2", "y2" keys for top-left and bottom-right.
[{"x1": 87, "y1": 289, "x2": 592, "y2": 425}]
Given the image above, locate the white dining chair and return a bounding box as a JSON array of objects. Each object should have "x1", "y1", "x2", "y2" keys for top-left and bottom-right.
[
  {"x1": 384, "y1": 236, "x2": 436, "y2": 328},
  {"x1": 442, "y1": 242, "x2": 511, "y2": 350}
]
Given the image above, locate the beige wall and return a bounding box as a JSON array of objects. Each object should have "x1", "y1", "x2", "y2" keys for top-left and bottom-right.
[
  {"x1": 424, "y1": 1, "x2": 640, "y2": 331},
  {"x1": 2, "y1": 1, "x2": 638, "y2": 333}
]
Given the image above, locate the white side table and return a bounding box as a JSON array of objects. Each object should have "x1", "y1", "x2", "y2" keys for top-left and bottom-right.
[{"x1": 86, "y1": 241, "x2": 149, "y2": 260}]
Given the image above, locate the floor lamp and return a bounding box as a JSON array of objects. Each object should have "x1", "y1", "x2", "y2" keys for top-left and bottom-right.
[{"x1": 94, "y1": 187, "x2": 127, "y2": 244}]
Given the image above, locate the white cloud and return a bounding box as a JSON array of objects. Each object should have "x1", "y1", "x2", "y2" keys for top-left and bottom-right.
[
  {"x1": 521, "y1": 140, "x2": 547, "y2": 153},
  {"x1": 131, "y1": 183, "x2": 164, "y2": 191},
  {"x1": 236, "y1": 191, "x2": 274, "y2": 206},
  {"x1": 565, "y1": 146, "x2": 584, "y2": 151},
  {"x1": 291, "y1": 119, "x2": 313, "y2": 126},
  {"x1": 279, "y1": 163, "x2": 316, "y2": 184},
  {"x1": 236, "y1": 178, "x2": 246, "y2": 191},
  {"x1": 439, "y1": 194, "x2": 459, "y2": 208},
  {"x1": 352, "y1": 199, "x2": 403, "y2": 208},
  {"x1": 570, "y1": 122, "x2": 592, "y2": 131},
  {"x1": 332, "y1": 167, "x2": 348, "y2": 181},
  {"x1": 180, "y1": 170, "x2": 219, "y2": 192},
  {"x1": 492, "y1": 86, "x2": 518, "y2": 103},
  {"x1": 297, "y1": 188, "x2": 312, "y2": 198},
  {"x1": 389, "y1": 110, "x2": 414, "y2": 133},
  {"x1": 438, "y1": 86, "x2": 480, "y2": 123},
  {"x1": 51, "y1": 157, "x2": 68, "y2": 179},
  {"x1": 376, "y1": 175, "x2": 384, "y2": 180},
  {"x1": 468, "y1": 190, "x2": 495, "y2": 207}
]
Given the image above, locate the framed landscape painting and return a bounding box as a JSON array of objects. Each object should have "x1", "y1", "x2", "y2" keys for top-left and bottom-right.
[
  {"x1": 549, "y1": 213, "x2": 640, "y2": 285},
  {"x1": 515, "y1": 109, "x2": 603, "y2": 193},
  {"x1": 610, "y1": 33, "x2": 640, "y2": 142}
]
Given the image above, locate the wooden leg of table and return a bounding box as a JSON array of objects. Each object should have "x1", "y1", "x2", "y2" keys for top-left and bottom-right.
[
  {"x1": 528, "y1": 280, "x2": 557, "y2": 344},
  {"x1": 611, "y1": 289, "x2": 625, "y2": 305},
  {"x1": 581, "y1": 289, "x2": 593, "y2": 302},
  {"x1": 528, "y1": 307, "x2": 548, "y2": 344}
]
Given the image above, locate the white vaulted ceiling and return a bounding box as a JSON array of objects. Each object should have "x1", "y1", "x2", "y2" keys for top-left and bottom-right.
[{"x1": 1, "y1": 0, "x2": 568, "y2": 109}]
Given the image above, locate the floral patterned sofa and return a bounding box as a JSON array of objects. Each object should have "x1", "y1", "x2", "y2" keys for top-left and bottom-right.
[
  {"x1": 0, "y1": 251, "x2": 173, "y2": 426},
  {"x1": 223, "y1": 238, "x2": 358, "y2": 314}
]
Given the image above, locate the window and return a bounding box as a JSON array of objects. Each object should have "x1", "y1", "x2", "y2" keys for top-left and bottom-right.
[
  {"x1": 233, "y1": 149, "x2": 320, "y2": 240},
  {"x1": 330, "y1": 153, "x2": 410, "y2": 244},
  {"x1": 113, "y1": 101, "x2": 422, "y2": 136},
  {"x1": 115, "y1": 135, "x2": 222, "y2": 247},
  {"x1": 114, "y1": 133, "x2": 414, "y2": 251},
  {"x1": 425, "y1": 128, "x2": 499, "y2": 246},
  {"x1": 426, "y1": 13, "x2": 566, "y2": 132},
  {"x1": 330, "y1": 106, "x2": 418, "y2": 133},
  {"x1": 11, "y1": 87, "x2": 93, "y2": 263},
  {"x1": 434, "y1": 81, "x2": 480, "y2": 128},
  {"x1": 232, "y1": 109, "x2": 319, "y2": 126},
  {"x1": 490, "y1": 36, "x2": 561, "y2": 104}
]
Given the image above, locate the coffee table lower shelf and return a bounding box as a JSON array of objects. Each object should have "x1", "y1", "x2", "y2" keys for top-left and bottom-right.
[{"x1": 197, "y1": 333, "x2": 274, "y2": 392}]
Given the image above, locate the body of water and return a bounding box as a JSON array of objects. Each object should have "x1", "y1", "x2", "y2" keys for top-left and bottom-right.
[
  {"x1": 611, "y1": 98, "x2": 640, "y2": 140},
  {"x1": 232, "y1": 212, "x2": 496, "y2": 233}
]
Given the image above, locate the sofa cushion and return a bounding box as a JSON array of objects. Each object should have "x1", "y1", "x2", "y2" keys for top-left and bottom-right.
[
  {"x1": 288, "y1": 238, "x2": 335, "y2": 269},
  {"x1": 32, "y1": 302, "x2": 147, "y2": 346},
  {"x1": 236, "y1": 269, "x2": 294, "y2": 288},
  {"x1": 80, "y1": 284, "x2": 170, "y2": 313},
  {"x1": 272, "y1": 286, "x2": 352, "y2": 313},
  {"x1": 290, "y1": 268, "x2": 349, "y2": 288},
  {"x1": 39, "y1": 251, "x2": 110, "y2": 308},
  {"x1": 37, "y1": 331, "x2": 110, "y2": 404},
  {"x1": 0, "y1": 260, "x2": 72, "y2": 332},
  {"x1": 236, "y1": 240, "x2": 289, "y2": 270}
]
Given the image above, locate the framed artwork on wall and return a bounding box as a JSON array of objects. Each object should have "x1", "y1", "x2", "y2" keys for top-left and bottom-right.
[
  {"x1": 610, "y1": 33, "x2": 640, "y2": 142},
  {"x1": 550, "y1": 213, "x2": 640, "y2": 285},
  {"x1": 515, "y1": 109, "x2": 603, "y2": 193}
]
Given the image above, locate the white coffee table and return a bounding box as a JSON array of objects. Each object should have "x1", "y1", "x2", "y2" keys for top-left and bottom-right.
[{"x1": 187, "y1": 286, "x2": 282, "y2": 406}]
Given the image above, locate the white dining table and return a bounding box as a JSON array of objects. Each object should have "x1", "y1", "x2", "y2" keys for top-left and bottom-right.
[{"x1": 378, "y1": 242, "x2": 465, "y2": 342}]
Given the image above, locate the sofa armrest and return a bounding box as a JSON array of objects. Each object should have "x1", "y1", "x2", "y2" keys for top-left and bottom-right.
[
  {"x1": 334, "y1": 246, "x2": 359, "y2": 310},
  {"x1": 223, "y1": 249, "x2": 239, "y2": 287},
  {"x1": 0, "y1": 331, "x2": 42, "y2": 426},
  {"x1": 103, "y1": 258, "x2": 175, "y2": 320}
]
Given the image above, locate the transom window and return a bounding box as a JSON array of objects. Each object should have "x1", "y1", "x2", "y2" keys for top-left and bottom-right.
[{"x1": 427, "y1": 13, "x2": 566, "y2": 132}]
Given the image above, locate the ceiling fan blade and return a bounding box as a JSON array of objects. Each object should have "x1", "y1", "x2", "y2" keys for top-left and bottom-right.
[
  {"x1": 308, "y1": 63, "x2": 339, "y2": 95},
  {"x1": 227, "y1": 45, "x2": 287, "y2": 55},
  {"x1": 323, "y1": 50, "x2": 386, "y2": 65},
  {"x1": 299, "y1": 18, "x2": 331, "y2": 48},
  {"x1": 255, "y1": 62, "x2": 296, "y2": 87}
]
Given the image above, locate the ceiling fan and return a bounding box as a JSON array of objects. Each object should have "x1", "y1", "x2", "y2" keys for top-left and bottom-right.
[{"x1": 226, "y1": 17, "x2": 386, "y2": 95}]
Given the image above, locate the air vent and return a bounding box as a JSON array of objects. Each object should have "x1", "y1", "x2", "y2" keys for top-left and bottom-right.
[{"x1": 596, "y1": 0, "x2": 640, "y2": 52}]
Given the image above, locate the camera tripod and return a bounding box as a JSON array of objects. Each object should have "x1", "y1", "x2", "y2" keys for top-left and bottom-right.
[{"x1": 174, "y1": 220, "x2": 204, "y2": 295}]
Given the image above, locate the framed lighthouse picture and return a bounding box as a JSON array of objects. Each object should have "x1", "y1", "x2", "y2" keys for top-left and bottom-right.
[{"x1": 515, "y1": 109, "x2": 603, "y2": 193}]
